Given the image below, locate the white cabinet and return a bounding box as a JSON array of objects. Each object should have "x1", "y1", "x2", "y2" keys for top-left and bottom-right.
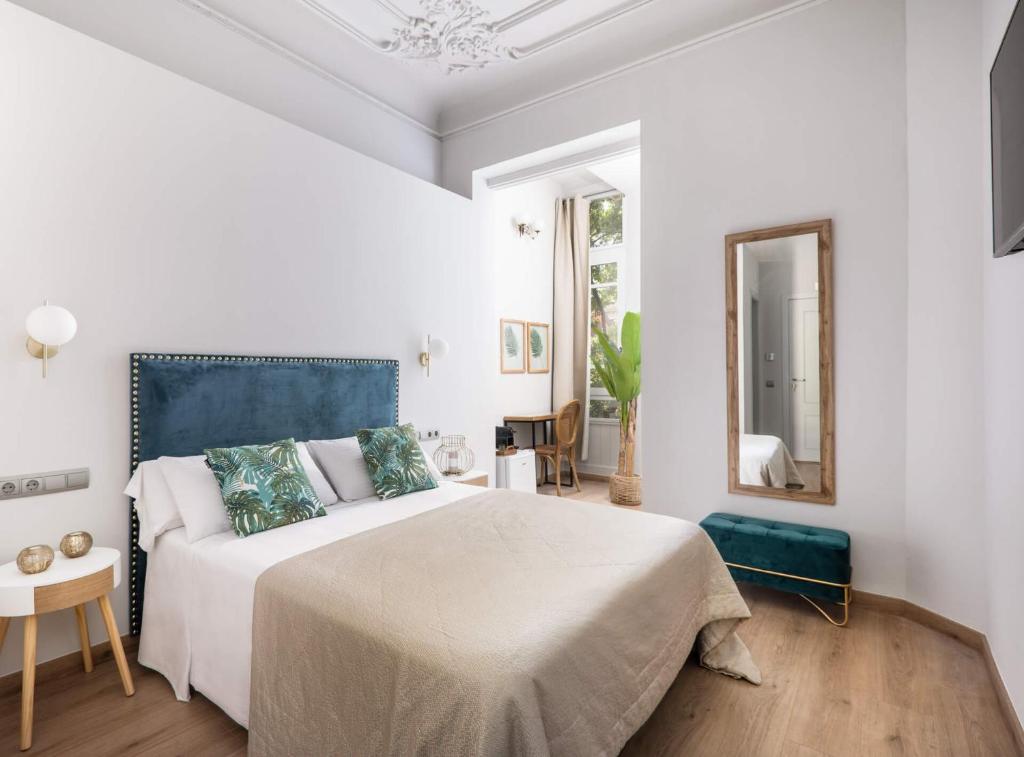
[{"x1": 495, "y1": 449, "x2": 537, "y2": 493}]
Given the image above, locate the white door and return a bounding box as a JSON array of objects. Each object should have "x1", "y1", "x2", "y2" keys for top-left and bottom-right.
[{"x1": 788, "y1": 297, "x2": 820, "y2": 462}]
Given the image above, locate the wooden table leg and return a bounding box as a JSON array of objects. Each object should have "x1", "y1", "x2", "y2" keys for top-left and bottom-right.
[
  {"x1": 96, "y1": 594, "x2": 134, "y2": 697},
  {"x1": 21, "y1": 614, "x2": 37, "y2": 751},
  {"x1": 0, "y1": 616, "x2": 9, "y2": 656},
  {"x1": 74, "y1": 604, "x2": 93, "y2": 673}
]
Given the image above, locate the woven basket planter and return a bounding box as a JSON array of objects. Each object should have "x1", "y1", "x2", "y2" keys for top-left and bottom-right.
[{"x1": 609, "y1": 474, "x2": 642, "y2": 506}]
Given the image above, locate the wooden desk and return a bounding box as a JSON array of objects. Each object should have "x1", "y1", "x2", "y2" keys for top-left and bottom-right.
[
  {"x1": 503, "y1": 412, "x2": 557, "y2": 449},
  {"x1": 503, "y1": 413, "x2": 559, "y2": 484}
]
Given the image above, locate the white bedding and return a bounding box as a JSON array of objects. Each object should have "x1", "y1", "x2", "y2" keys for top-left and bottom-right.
[
  {"x1": 137, "y1": 481, "x2": 483, "y2": 726},
  {"x1": 739, "y1": 434, "x2": 806, "y2": 488}
]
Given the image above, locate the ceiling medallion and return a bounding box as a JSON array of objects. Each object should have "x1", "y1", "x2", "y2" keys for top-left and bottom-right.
[{"x1": 390, "y1": 0, "x2": 511, "y2": 74}]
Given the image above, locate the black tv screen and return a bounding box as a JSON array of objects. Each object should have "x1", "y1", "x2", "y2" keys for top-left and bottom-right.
[{"x1": 992, "y1": 0, "x2": 1024, "y2": 257}]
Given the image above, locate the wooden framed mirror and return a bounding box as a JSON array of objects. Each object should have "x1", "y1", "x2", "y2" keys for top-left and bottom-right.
[{"x1": 725, "y1": 219, "x2": 834, "y2": 504}]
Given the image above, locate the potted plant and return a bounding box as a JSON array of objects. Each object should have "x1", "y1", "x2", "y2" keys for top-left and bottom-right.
[{"x1": 593, "y1": 311, "x2": 641, "y2": 506}]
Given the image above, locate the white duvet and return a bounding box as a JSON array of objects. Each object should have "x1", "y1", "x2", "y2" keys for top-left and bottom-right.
[
  {"x1": 137, "y1": 481, "x2": 483, "y2": 726},
  {"x1": 739, "y1": 433, "x2": 806, "y2": 488}
]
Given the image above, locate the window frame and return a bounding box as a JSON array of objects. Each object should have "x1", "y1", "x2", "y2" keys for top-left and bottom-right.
[{"x1": 587, "y1": 190, "x2": 626, "y2": 426}]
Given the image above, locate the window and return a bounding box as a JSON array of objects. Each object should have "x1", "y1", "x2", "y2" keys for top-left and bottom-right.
[{"x1": 588, "y1": 193, "x2": 625, "y2": 421}]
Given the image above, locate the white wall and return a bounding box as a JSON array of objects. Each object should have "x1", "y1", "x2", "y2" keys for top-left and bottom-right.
[
  {"x1": 904, "y1": 0, "x2": 989, "y2": 635},
  {"x1": 486, "y1": 179, "x2": 560, "y2": 437},
  {"x1": 11, "y1": 0, "x2": 442, "y2": 184},
  {"x1": 983, "y1": 0, "x2": 1024, "y2": 722},
  {"x1": 0, "y1": 1, "x2": 492, "y2": 676},
  {"x1": 444, "y1": 0, "x2": 910, "y2": 598}
]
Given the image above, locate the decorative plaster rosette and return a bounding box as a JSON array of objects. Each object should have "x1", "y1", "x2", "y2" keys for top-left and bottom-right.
[{"x1": 392, "y1": 0, "x2": 510, "y2": 73}]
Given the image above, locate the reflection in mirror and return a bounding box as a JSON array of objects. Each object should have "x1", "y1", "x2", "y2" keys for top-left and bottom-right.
[{"x1": 726, "y1": 220, "x2": 833, "y2": 504}]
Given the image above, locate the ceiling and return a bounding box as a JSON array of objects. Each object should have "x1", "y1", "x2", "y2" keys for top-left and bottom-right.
[{"x1": 12, "y1": 0, "x2": 810, "y2": 138}]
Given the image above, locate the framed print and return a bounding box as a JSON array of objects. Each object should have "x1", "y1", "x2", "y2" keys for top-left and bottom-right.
[
  {"x1": 527, "y1": 322, "x2": 550, "y2": 374},
  {"x1": 500, "y1": 319, "x2": 526, "y2": 373}
]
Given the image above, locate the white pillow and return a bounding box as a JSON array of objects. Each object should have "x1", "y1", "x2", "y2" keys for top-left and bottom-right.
[
  {"x1": 158, "y1": 455, "x2": 232, "y2": 543},
  {"x1": 421, "y1": 442, "x2": 444, "y2": 482},
  {"x1": 307, "y1": 437, "x2": 375, "y2": 502},
  {"x1": 123, "y1": 461, "x2": 184, "y2": 551},
  {"x1": 296, "y1": 441, "x2": 339, "y2": 507},
  {"x1": 309, "y1": 436, "x2": 445, "y2": 502}
]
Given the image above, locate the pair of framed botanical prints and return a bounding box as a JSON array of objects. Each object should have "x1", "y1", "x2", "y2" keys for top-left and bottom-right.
[{"x1": 500, "y1": 318, "x2": 549, "y2": 374}]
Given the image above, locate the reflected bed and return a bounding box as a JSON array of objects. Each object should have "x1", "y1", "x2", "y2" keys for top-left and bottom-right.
[{"x1": 739, "y1": 433, "x2": 805, "y2": 489}]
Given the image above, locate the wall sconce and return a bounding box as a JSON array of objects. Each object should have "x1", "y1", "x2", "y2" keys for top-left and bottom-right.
[
  {"x1": 25, "y1": 300, "x2": 77, "y2": 378},
  {"x1": 515, "y1": 214, "x2": 541, "y2": 239},
  {"x1": 418, "y1": 334, "x2": 449, "y2": 377}
]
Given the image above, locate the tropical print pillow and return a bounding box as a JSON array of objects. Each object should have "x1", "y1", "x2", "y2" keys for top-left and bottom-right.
[
  {"x1": 204, "y1": 438, "x2": 326, "y2": 538},
  {"x1": 356, "y1": 424, "x2": 438, "y2": 500}
]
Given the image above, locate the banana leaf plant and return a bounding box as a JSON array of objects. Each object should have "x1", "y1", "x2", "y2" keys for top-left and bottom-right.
[{"x1": 593, "y1": 311, "x2": 641, "y2": 477}]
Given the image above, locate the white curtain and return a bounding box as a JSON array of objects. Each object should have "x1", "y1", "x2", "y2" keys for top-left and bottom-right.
[{"x1": 551, "y1": 196, "x2": 590, "y2": 459}]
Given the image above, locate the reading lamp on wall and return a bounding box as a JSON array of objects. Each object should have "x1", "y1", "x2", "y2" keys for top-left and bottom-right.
[
  {"x1": 419, "y1": 334, "x2": 449, "y2": 377},
  {"x1": 26, "y1": 300, "x2": 77, "y2": 378},
  {"x1": 515, "y1": 214, "x2": 541, "y2": 239}
]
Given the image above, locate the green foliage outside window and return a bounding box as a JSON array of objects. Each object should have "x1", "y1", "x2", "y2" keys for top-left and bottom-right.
[{"x1": 589, "y1": 195, "x2": 623, "y2": 248}]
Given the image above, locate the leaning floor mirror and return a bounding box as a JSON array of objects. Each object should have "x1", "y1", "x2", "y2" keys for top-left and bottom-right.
[{"x1": 725, "y1": 219, "x2": 834, "y2": 504}]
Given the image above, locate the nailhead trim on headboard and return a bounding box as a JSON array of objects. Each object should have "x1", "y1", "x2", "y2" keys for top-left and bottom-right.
[{"x1": 128, "y1": 352, "x2": 400, "y2": 635}]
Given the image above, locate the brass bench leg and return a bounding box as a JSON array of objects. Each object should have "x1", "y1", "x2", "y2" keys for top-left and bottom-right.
[
  {"x1": 799, "y1": 585, "x2": 850, "y2": 627},
  {"x1": 724, "y1": 562, "x2": 852, "y2": 627}
]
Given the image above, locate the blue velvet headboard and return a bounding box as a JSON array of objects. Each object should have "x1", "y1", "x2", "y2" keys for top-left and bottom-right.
[{"x1": 128, "y1": 352, "x2": 399, "y2": 634}]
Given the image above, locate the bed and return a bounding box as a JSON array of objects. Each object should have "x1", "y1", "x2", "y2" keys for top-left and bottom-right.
[
  {"x1": 129, "y1": 353, "x2": 760, "y2": 756},
  {"x1": 739, "y1": 433, "x2": 806, "y2": 488}
]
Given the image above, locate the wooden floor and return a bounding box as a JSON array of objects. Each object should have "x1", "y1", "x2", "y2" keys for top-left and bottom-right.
[
  {"x1": 622, "y1": 584, "x2": 1018, "y2": 756},
  {"x1": 794, "y1": 461, "x2": 822, "y2": 492},
  {"x1": 1, "y1": 556, "x2": 1016, "y2": 756},
  {"x1": 537, "y1": 475, "x2": 616, "y2": 505}
]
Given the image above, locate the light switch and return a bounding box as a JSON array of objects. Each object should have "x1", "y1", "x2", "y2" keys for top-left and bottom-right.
[
  {"x1": 67, "y1": 470, "x2": 89, "y2": 488},
  {"x1": 44, "y1": 475, "x2": 66, "y2": 491}
]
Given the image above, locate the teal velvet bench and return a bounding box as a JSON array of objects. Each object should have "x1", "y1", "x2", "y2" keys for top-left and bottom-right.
[{"x1": 700, "y1": 513, "x2": 852, "y2": 626}]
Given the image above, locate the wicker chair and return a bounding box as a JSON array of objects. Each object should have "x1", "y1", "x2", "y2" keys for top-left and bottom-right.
[{"x1": 534, "y1": 399, "x2": 582, "y2": 497}]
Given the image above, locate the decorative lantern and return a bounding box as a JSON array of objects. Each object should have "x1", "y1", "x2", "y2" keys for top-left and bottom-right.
[{"x1": 433, "y1": 434, "x2": 474, "y2": 476}]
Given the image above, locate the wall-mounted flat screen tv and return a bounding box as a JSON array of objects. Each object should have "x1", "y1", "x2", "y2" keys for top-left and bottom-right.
[{"x1": 992, "y1": 0, "x2": 1024, "y2": 257}]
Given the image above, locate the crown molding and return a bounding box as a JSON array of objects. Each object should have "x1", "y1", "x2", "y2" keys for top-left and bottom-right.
[
  {"x1": 294, "y1": 0, "x2": 655, "y2": 69},
  {"x1": 173, "y1": 0, "x2": 831, "y2": 146},
  {"x1": 509, "y1": 0, "x2": 659, "y2": 59},
  {"x1": 491, "y1": 0, "x2": 567, "y2": 33},
  {"x1": 439, "y1": 0, "x2": 830, "y2": 139},
  {"x1": 485, "y1": 136, "x2": 640, "y2": 190},
  {"x1": 174, "y1": 0, "x2": 441, "y2": 137}
]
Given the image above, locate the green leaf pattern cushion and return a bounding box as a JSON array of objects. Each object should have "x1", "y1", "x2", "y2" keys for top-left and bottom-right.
[
  {"x1": 356, "y1": 424, "x2": 438, "y2": 500},
  {"x1": 204, "y1": 438, "x2": 326, "y2": 538}
]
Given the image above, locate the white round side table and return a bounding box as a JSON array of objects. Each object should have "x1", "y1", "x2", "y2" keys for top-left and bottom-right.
[{"x1": 0, "y1": 546, "x2": 134, "y2": 751}]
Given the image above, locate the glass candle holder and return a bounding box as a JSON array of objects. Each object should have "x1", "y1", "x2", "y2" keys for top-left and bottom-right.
[
  {"x1": 432, "y1": 434, "x2": 475, "y2": 476},
  {"x1": 60, "y1": 531, "x2": 93, "y2": 558},
  {"x1": 17, "y1": 545, "x2": 55, "y2": 575}
]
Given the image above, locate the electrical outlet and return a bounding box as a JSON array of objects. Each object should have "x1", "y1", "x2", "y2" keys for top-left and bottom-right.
[
  {"x1": 0, "y1": 468, "x2": 88, "y2": 500},
  {"x1": 417, "y1": 429, "x2": 441, "y2": 441}
]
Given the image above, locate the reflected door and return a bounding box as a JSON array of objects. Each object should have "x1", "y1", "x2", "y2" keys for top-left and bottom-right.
[{"x1": 788, "y1": 296, "x2": 820, "y2": 462}]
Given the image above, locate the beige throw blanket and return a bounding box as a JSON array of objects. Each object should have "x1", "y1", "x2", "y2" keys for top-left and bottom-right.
[{"x1": 249, "y1": 490, "x2": 759, "y2": 757}]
